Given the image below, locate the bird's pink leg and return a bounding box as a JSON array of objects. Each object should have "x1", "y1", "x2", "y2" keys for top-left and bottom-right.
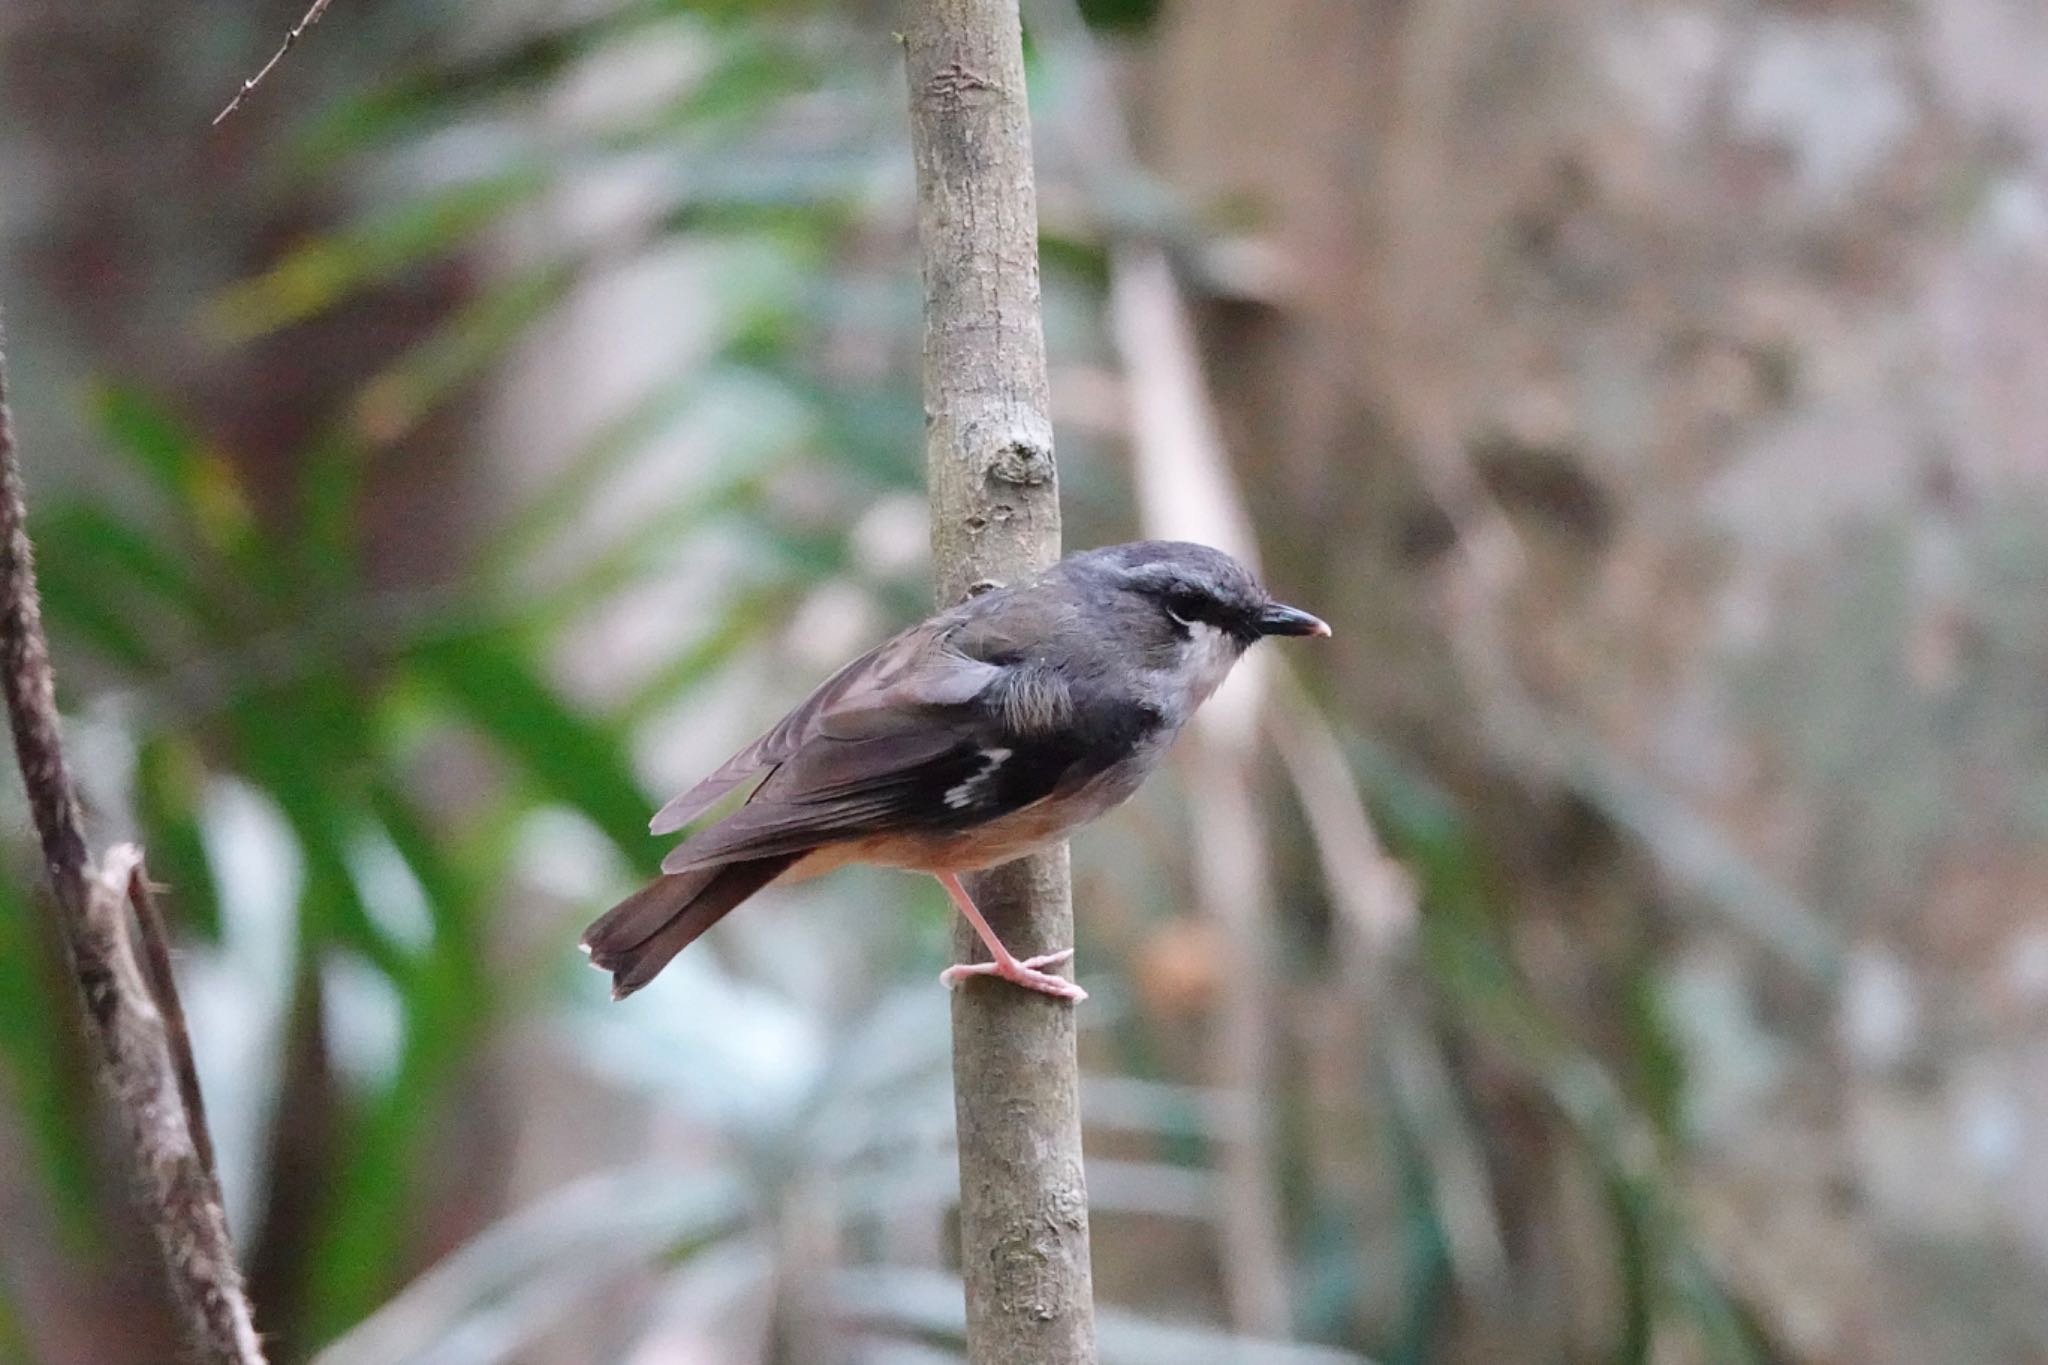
[{"x1": 934, "y1": 871, "x2": 1086, "y2": 1002}]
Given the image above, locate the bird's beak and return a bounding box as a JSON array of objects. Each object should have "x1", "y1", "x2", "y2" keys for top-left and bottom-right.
[{"x1": 1256, "y1": 602, "x2": 1331, "y2": 638}]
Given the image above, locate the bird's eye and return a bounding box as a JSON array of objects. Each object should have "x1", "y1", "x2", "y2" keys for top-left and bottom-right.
[{"x1": 1162, "y1": 587, "x2": 1207, "y2": 629}]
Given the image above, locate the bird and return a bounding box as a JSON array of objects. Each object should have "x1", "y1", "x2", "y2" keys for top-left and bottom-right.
[{"x1": 580, "y1": 540, "x2": 1329, "y2": 1004}]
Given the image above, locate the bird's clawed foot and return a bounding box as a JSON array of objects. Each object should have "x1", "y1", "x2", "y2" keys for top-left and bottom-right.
[{"x1": 940, "y1": 947, "x2": 1086, "y2": 1002}]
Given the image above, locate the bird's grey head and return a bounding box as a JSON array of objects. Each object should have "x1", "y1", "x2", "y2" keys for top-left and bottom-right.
[
  {"x1": 1063, "y1": 541, "x2": 1329, "y2": 646},
  {"x1": 1057, "y1": 541, "x2": 1329, "y2": 713}
]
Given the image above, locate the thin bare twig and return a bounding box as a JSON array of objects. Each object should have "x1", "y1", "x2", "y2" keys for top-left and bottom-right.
[
  {"x1": 212, "y1": 0, "x2": 335, "y2": 126},
  {"x1": 1263, "y1": 663, "x2": 1416, "y2": 959},
  {"x1": 128, "y1": 863, "x2": 222, "y2": 1178},
  {"x1": 0, "y1": 318, "x2": 264, "y2": 1363}
]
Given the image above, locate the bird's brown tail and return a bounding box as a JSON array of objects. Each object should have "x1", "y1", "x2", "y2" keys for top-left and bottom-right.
[{"x1": 581, "y1": 855, "x2": 796, "y2": 999}]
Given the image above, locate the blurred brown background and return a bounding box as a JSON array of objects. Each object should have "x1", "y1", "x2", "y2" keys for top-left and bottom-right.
[{"x1": 3, "y1": 0, "x2": 2046, "y2": 1361}]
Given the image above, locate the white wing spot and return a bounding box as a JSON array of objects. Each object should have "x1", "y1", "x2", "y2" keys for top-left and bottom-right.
[{"x1": 945, "y1": 747, "x2": 1012, "y2": 809}]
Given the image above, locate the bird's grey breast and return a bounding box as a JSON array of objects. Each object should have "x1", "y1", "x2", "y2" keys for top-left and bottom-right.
[{"x1": 935, "y1": 568, "x2": 1223, "y2": 826}]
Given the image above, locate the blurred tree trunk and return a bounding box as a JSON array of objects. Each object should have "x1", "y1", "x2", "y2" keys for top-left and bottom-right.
[
  {"x1": 1142, "y1": 0, "x2": 1666, "y2": 1356},
  {"x1": 1145, "y1": 0, "x2": 2048, "y2": 1357}
]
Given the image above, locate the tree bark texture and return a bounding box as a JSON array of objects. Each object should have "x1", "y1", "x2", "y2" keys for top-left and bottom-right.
[
  {"x1": 902, "y1": 5, "x2": 1097, "y2": 1363},
  {"x1": 0, "y1": 319, "x2": 266, "y2": 1365}
]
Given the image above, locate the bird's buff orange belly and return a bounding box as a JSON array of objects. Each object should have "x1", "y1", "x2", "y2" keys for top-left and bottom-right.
[
  {"x1": 782, "y1": 798, "x2": 1075, "y2": 880},
  {"x1": 780, "y1": 757, "x2": 1150, "y2": 881}
]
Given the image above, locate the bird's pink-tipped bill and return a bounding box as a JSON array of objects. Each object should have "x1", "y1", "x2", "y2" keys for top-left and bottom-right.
[{"x1": 1257, "y1": 602, "x2": 1331, "y2": 637}]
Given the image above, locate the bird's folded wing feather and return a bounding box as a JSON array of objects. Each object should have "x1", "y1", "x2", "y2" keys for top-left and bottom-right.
[
  {"x1": 659, "y1": 725, "x2": 1004, "y2": 872},
  {"x1": 647, "y1": 617, "x2": 997, "y2": 835},
  {"x1": 657, "y1": 609, "x2": 1102, "y2": 875}
]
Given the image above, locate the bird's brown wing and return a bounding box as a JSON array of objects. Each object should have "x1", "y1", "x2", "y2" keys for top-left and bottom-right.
[
  {"x1": 647, "y1": 580, "x2": 1160, "y2": 874},
  {"x1": 655, "y1": 626, "x2": 1109, "y2": 874},
  {"x1": 586, "y1": 575, "x2": 1175, "y2": 997},
  {"x1": 657, "y1": 724, "x2": 1000, "y2": 872},
  {"x1": 646, "y1": 615, "x2": 998, "y2": 836}
]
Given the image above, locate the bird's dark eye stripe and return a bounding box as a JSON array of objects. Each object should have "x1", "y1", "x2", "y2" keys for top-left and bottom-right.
[{"x1": 1161, "y1": 586, "x2": 1252, "y2": 635}]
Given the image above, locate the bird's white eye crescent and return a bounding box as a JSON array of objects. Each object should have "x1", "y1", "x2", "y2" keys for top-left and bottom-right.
[{"x1": 1161, "y1": 584, "x2": 1209, "y2": 631}]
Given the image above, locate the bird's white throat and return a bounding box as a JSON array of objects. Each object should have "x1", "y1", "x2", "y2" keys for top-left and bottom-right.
[{"x1": 1175, "y1": 619, "x2": 1245, "y2": 710}]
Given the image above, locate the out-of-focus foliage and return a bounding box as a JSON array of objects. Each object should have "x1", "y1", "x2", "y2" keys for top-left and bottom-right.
[{"x1": 6, "y1": 0, "x2": 2047, "y2": 1361}]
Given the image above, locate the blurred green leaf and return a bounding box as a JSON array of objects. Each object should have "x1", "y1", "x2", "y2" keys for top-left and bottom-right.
[
  {"x1": 1603, "y1": 1166, "x2": 1655, "y2": 1365},
  {"x1": 292, "y1": 0, "x2": 730, "y2": 162},
  {"x1": 303, "y1": 962, "x2": 485, "y2": 1347},
  {"x1": 366, "y1": 780, "x2": 483, "y2": 964},
  {"x1": 226, "y1": 681, "x2": 408, "y2": 976},
  {"x1": 352, "y1": 260, "x2": 582, "y2": 449},
  {"x1": 633, "y1": 32, "x2": 819, "y2": 138},
  {"x1": 1378, "y1": 1083, "x2": 1453, "y2": 1365},
  {"x1": 407, "y1": 630, "x2": 650, "y2": 855},
  {"x1": 1075, "y1": 0, "x2": 1165, "y2": 32},
  {"x1": 615, "y1": 582, "x2": 785, "y2": 723},
  {"x1": 0, "y1": 875, "x2": 100, "y2": 1243},
  {"x1": 212, "y1": 171, "x2": 552, "y2": 340},
  {"x1": 772, "y1": 373, "x2": 925, "y2": 488},
  {"x1": 0, "y1": 1276, "x2": 37, "y2": 1365},
  {"x1": 301, "y1": 778, "x2": 499, "y2": 1347},
  {"x1": 34, "y1": 569, "x2": 158, "y2": 670},
  {"x1": 479, "y1": 369, "x2": 716, "y2": 582},
  {"x1": 1355, "y1": 739, "x2": 1771, "y2": 1361},
  {"x1": 295, "y1": 428, "x2": 374, "y2": 595},
  {"x1": 1624, "y1": 955, "x2": 1686, "y2": 1140},
  {"x1": 85, "y1": 384, "x2": 263, "y2": 567},
  {"x1": 38, "y1": 503, "x2": 215, "y2": 624},
  {"x1": 515, "y1": 476, "x2": 775, "y2": 630}
]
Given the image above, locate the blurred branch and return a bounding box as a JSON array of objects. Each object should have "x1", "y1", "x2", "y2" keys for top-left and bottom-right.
[
  {"x1": 125, "y1": 847, "x2": 223, "y2": 1179},
  {"x1": 1403, "y1": 429, "x2": 1840, "y2": 977},
  {"x1": 1109, "y1": 245, "x2": 1290, "y2": 1335},
  {"x1": 1264, "y1": 665, "x2": 1510, "y2": 1294},
  {"x1": 1264, "y1": 664, "x2": 1417, "y2": 959},
  {"x1": 311, "y1": 1169, "x2": 746, "y2": 1365},
  {"x1": 213, "y1": 0, "x2": 335, "y2": 126},
  {"x1": 835, "y1": 1266, "x2": 1379, "y2": 1365},
  {"x1": 1035, "y1": 0, "x2": 1306, "y2": 1327},
  {"x1": 0, "y1": 320, "x2": 265, "y2": 1361},
  {"x1": 1032, "y1": 1, "x2": 1834, "y2": 992},
  {"x1": 1028, "y1": 0, "x2": 1558, "y2": 1330},
  {"x1": 903, "y1": 1, "x2": 1097, "y2": 1361}
]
